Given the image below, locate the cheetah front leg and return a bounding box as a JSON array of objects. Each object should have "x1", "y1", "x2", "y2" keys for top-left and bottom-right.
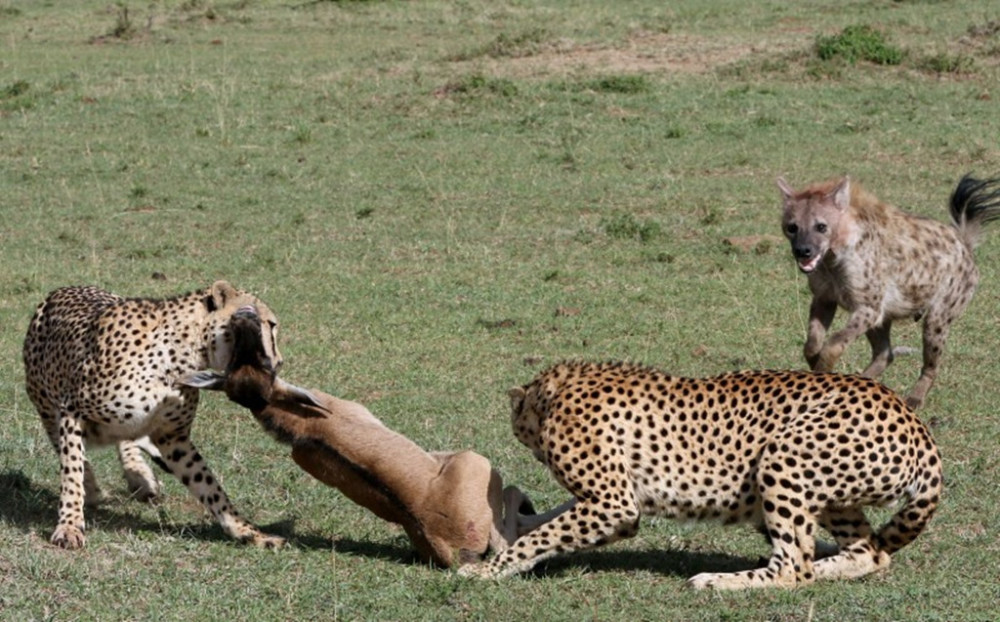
[
  {"x1": 117, "y1": 439, "x2": 160, "y2": 501},
  {"x1": 51, "y1": 412, "x2": 89, "y2": 549},
  {"x1": 150, "y1": 431, "x2": 285, "y2": 548},
  {"x1": 460, "y1": 497, "x2": 639, "y2": 579}
]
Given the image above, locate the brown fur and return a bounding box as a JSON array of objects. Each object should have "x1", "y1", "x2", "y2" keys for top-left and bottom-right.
[
  {"x1": 179, "y1": 309, "x2": 540, "y2": 567},
  {"x1": 778, "y1": 174, "x2": 1000, "y2": 409}
]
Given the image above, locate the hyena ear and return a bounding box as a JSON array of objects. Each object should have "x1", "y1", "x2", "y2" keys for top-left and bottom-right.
[
  {"x1": 776, "y1": 177, "x2": 796, "y2": 200},
  {"x1": 830, "y1": 177, "x2": 851, "y2": 210},
  {"x1": 176, "y1": 370, "x2": 227, "y2": 390},
  {"x1": 208, "y1": 280, "x2": 238, "y2": 311}
]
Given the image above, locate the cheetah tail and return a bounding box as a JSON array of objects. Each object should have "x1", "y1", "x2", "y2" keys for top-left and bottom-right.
[
  {"x1": 949, "y1": 174, "x2": 1000, "y2": 248},
  {"x1": 875, "y1": 454, "x2": 943, "y2": 555}
]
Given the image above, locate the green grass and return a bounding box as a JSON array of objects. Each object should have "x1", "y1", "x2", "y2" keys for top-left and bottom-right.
[
  {"x1": 2, "y1": 1, "x2": 1000, "y2": 620},
  {"x1": 816, "y1": 25, "x2": 904, "y2": 65}
]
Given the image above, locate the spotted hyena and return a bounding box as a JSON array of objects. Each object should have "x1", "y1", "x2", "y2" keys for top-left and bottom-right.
[{"x1": 778, "y1": 174, "x2": 1000, "y2": 409}]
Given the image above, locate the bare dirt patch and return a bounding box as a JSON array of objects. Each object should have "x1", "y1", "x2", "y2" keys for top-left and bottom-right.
[{"x1": 468, "y1": 30, "x2": 804, "y2": 79}]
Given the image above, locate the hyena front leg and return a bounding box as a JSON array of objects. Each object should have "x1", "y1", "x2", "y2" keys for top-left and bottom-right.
[
  {"x1": 804, "y1": 298, "x2": 837, "y2": 368},
  {"x1": 861, "y1": 321, "x2": 894, "y2": 378},
  {"x1": 814, "y1": 306, "x2": 880, "y2": 373}
]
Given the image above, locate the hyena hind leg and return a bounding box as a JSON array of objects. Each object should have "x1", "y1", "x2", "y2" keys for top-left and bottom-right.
[{"x1": 906, "y1": 310, "x2": 958, "y2": 410}]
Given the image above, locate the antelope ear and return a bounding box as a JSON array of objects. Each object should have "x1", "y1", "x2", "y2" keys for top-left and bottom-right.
[
  {"x1": 208, "y1": 280, "x2": 238, "y2": 311},
  {"x1": 275, "y1": 378, "x2": 326, "y2": 410},
  {"x1": 776, "y1": 177, "x2": 796, "y2": 200},
  {"x1": 176, "y1": 370, "x2": 227, "y2": 390},
  {"x1": 830, "y1": 176, "x2": 851, "y2": 210}
]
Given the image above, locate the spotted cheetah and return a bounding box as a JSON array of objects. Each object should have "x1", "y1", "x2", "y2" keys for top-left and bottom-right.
[
  {"x1": 460, "y1": 362, "x2": 942, "y2": 589},
  {"x1": 23, "y1": 280, "x2": 285, "y2": 550}
]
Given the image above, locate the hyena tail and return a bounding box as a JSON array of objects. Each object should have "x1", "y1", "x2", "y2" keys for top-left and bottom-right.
[
  {"x1": 949, "y1": 174, "x2": 1000, "y2": 248},
  {"x1": 875, "y1": 448, "x2": 943, "y2": 555}
]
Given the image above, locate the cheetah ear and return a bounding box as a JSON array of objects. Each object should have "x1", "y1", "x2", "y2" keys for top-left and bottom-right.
[
  {"x1": 776, "y1": 176, "x2": 795, "y2": 200},
  {"x1": 208, "y1": 280, "x2": 238, "y2": 312},
  {"x1": 508, "y1": 386, "x2": 527, "y2": 412},
  {"x1": 176, "y1": 370, "x2": 227, "y2": 391},
  {"x1": 829, "y1": 176, "x2": 851, "y2": 210}
]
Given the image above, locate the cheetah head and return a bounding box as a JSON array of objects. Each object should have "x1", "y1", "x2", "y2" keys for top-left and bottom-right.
[{"x1": 204, "y1": 280, "x2": 282, "y2": 373}]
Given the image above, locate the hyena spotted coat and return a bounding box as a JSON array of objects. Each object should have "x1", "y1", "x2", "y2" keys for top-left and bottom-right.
[{"x1": 778, "y1": 174, "x2": 1000, "y2": 409}]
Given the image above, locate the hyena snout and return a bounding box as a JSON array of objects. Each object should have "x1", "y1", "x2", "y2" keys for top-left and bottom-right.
[
  {"x1": 789, "y1": 236, "x2": 826, "y2": 273},
  {"x1": 792, "y1": 243, "x2": 817, "y2": 260}
]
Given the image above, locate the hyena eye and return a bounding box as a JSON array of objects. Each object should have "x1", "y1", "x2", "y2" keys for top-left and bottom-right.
[
  {"x1": 785, "y1": 223, "x2": 798, "y2": 235},
  {"x1": 815, "y1": 223, "x2": 828, "y2": 233}
]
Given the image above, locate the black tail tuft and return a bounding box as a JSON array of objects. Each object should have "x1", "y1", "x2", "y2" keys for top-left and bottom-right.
[{"x1": 950, "y1": 174, "x2": 1000, "y2": 226}]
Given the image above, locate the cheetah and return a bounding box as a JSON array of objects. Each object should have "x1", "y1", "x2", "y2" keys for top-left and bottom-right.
[
  {"x1": 23, "y1": 280, "x2": 285, "y2": 550},
  {"x1": 460, "y1": 362, "x2": 942, "y2": 589}
]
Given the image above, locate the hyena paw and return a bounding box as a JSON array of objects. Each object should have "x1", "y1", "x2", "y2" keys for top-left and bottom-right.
[
  {"x1": 904, "y1": 394, "x2": 924, "y2": 410},
  {"x1": 50, "y1": 524, "x2": 86, "y2": 550}
]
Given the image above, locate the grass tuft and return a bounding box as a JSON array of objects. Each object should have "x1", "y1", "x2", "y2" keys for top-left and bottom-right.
[
  {"x1": 600, "y1": 213, "x2": 662, "y2": 242},
  {"x1": 815, "y1": 25, "x2": 904, "y2": 65},
  {"x1": 587, "y1": 74, "x2": 650, "y2": 94},
  {"x1": 439, "y1": 73, "x2": 518, "y2": 98},
  {"x1": 917, "y1": 52, "x2": 976, "y2": 74}
]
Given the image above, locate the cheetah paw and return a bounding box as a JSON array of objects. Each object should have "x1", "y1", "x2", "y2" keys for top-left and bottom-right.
[
  {"x1": 686, "y1": 572, "x2": 757, "y2": 590},
  {"x1": 686, "y1": 573, "x2": 719, "y2": 590},
  {"x1": 50, "y1": 524, "x2": 86, "y2": 550},
  {"x1": 247, "y1": 532, "x2": 286, "y2": 549},
  {"x1": 457, "y1": 562, "x2": 495, "y2": 579}
]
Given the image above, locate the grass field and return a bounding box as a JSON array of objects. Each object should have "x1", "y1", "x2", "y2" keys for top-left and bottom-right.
[{"x1": 2, "y1": 1, "x2": 1000, "y2": 619}]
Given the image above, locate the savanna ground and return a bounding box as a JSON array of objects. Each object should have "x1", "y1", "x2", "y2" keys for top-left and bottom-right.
[{"x1": 2, "y1": 1, "x2": 999, "y2": 620}]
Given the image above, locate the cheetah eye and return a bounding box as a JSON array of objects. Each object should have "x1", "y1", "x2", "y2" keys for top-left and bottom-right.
[
  {"x1": 784, "y1": 223, "x2": 798, "y2": 235},
  {"x1": 815, "y1": 223, "x2": 828, "y2": 233}
]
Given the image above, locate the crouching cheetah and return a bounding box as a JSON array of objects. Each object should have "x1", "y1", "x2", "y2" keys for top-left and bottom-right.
[
  {"x1": 460, "y1": 362, "x2": 942, "y2": 589},
  {"x1": 23, "y1": 281, "x2": 286, "y2": 550}
]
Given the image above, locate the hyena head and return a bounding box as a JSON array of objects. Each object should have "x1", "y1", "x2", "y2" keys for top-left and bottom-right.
[{"x1": 778, "y1": 176, "x2": 851, "y2": 274}]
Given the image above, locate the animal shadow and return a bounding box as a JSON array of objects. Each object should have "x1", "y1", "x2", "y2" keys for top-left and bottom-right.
[
  {"x1": 0, "y1": 469, "x2": 425, "y2": 562},
  {"x1": 530, "y1": 545, "x2": 758, "y2": 580}
]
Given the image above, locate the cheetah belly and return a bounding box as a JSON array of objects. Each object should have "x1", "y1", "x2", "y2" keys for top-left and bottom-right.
[
  {"x1": 632, "y1": 472, "x2": 753, "y2": 523},
  {"x1": 79, "y1": 387, "x2": 191, "y2": 447}
]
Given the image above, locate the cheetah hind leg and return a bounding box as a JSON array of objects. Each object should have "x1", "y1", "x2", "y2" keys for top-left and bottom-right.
[
  {"x1": 82, "y1": 458, "x2": 107, "y2": 507},
  {"x1": 812, "y1": 507, "x2": 890, "y2": 581},
  {"x1": 117, "y1": 439, "x2": 161, "y2": 502},
  {"x1": 688, "y1": 511, "x2": 816, "y2": 590}
]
